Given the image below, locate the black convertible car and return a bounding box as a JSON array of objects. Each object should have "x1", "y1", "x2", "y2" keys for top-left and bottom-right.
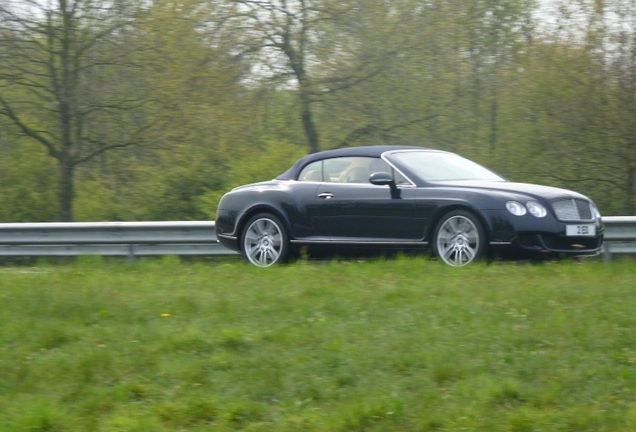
[{"x1": 216, "y1": 146, "x2": 603, "y2": 266}]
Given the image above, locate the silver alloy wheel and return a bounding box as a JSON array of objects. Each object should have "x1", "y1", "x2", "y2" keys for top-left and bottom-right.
[
  {"x1": 243, "y1": 217, "x2": 284, "y2": 267},
  {"x1": 435, "y1": 215, "x2": 480, "y2": 266}
]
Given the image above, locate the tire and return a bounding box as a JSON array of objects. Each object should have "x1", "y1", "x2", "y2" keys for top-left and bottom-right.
[
  {"x1": 240, "y1": 213, "x2": 290, "y2": 267},
  {"x1": 433, "y1": 210, "x2": 487, "y2": 266}
]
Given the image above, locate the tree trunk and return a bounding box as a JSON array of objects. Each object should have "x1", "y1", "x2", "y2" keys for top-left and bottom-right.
[
  {"x1": 490, "y1": 97, "x2": 498, "y2": 155},
  {"x1": 58, "y1": 156, "x2": 74, "y2": 222},
  {"x1": 300, "y1": 91, "x2": 319, "y2": 153},
  {"x1": 626, "y1": 164, "x2": 635, "y2": 215}
]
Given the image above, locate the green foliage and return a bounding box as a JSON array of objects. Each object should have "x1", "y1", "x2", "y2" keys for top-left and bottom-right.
[
  {"x1": 0, "y1": 139, "x2": 57, "y2": 222},
  {"x1": 1, "y1": 259, "x2": 636, "y2": 430},
  {"x1": 70, "y1": 139, "x2": 302, "y2": 221},
  {"x1": 197, "y1": 139, "x2": 306, "y2": 219},
  {"x1": 1, "y1": 0, "x2": 635, "y2": 220}
]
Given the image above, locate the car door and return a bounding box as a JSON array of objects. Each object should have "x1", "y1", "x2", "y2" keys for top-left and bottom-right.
[
  {"x1": 310, "y1": 157, "x2": 423, "y2": 242},
  {"x1": 285, "y1": 181, "x2": 324, "y2": 240}
]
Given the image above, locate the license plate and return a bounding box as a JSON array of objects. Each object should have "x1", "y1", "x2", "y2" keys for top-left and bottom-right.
[{"x1": 566, "y1": 224, "x2": 596, "y2": 237}]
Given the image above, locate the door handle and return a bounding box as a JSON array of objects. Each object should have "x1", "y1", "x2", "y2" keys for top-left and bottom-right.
[{"x1": 318, "y1": 192, "x2": 334, "y2": 200}]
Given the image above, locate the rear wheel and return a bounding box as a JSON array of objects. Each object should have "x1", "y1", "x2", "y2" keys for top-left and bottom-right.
[
  {"x1": 241, "y1": 213, "x2": 289, "y2": 267},
  {"x1": 433, "y1": 210, "x2": 487, "y2": 266}
]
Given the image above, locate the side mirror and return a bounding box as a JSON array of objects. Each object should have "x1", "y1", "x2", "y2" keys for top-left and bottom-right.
[
  {"x1": 369, "y1": 171, "x2": 401, "y2": 199},
  {"x1": 369, "y1": 171, "x2": 394, "y2": 186}
]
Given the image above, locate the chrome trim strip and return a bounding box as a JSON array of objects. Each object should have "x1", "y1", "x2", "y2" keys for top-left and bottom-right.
[
  {"x1": 286, "y1": 179, "x2": 415, "y2": 189},
  {"x1": 561, "y1": 219, "x2": 596, "y2": 222},
  {"x1": 291, "y1": 240, "x2": 428, "y2": 245},
  {"x1": 217, "y1": 233, "x2": 238, "y2": 240},
  {"x1": 490, "y1": 241, "x2": 512, "y2": 245}
]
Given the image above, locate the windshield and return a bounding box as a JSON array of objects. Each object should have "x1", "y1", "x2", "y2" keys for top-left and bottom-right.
[{"x1": 391, "y1": 151, "x2": 506, "y2": 182}]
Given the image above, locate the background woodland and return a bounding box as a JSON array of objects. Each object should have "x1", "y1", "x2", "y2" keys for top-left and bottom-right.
[{"x1": 1, "y1": 0, "x2": 635, "y2": 222}]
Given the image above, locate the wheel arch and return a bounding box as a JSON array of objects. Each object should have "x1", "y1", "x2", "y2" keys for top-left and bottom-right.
[
  {"x1": 426, "y1": 204, "x2": 491, "y2": 245},
  {"x1": 235, "y1": 204, "x2": 292, "y2": 251}
]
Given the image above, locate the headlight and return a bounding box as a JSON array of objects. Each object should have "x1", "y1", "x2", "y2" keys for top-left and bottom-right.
[
  {"x1": 506, "y1": 201, "x2": 527, "y2": 216},
  {"x1": 526, "y1": 201, "x2": 547, "y2": 218}
]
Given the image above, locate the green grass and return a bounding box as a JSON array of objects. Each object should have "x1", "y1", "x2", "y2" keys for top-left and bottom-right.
[{"x1": 1, "y1": 256, "x2": 636, "y2": 431}]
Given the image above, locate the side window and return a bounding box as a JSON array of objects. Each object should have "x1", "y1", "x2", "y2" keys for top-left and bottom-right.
[
  {"x1": 369, "y1": 158, "x2": 410, "y2": 185},
  {"x1": 330, "y1": 157, "x2": 373, "y2": 184},
  {"x1": 323, "y1": 159, "x2": 353, "y2": 182},
  {"x1": 368, "y1": 158, "x2": 391, "y2": 175},
  {"x1": 392, "y1": 169, "x2": 410, "y2": 185},
  {"x1": 298, "y1": 161, "x2": 323, "y2": 182},
  {"x1": 298, "y1": 156, "x2": 412, "y2": 185}
]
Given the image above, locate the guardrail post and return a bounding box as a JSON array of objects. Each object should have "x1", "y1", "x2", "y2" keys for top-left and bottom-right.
[
  {"x1": 603, "y1": 243, "x2": 611, "y2": 263},
  {"x1": 128, "y1": 244, "x2": 136, "y2": 263}
]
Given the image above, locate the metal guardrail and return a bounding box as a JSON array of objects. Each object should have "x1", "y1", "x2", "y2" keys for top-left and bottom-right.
[
  {"x1": 0, "y1": 217, "x2": 634, "y2": 261},
  {"x1": 601, "y1": 216, "x2": 636, "y2": 262},
  {"x1": 0, "y1": 221, "x2": 235, "y2": 261}
]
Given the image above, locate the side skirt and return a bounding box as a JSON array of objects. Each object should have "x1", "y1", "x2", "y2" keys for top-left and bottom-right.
[{"x1": 291, "y1": 240, "x2": 429, "y2": 246}]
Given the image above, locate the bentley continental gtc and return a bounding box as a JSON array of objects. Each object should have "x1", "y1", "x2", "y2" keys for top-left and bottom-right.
[{"x1": 215, "y1": 146, "x2": 603, "y2": 267}]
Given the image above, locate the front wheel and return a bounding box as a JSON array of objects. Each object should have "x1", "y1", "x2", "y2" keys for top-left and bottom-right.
[
  {"x1": 433, "y1": 210, "x2": 487, "y2": 266},
  {"x1": 240, "y1": 213, "x2": 289, "y2": 267}
]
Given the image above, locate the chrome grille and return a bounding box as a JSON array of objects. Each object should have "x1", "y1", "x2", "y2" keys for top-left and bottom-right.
[
  {"x1": 552, "y1": 199, "x2": 593, "y2": 221},
  {"x1": 575, "y1": 200, "x2": 592, "y2": 219}
]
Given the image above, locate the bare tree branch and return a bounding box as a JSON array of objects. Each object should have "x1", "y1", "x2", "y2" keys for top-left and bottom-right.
[
  {"x1": 73, "y1": 124, "x2": 154, "y2": 165},
  {"x1": 0, "y1": 95, "x2": 59, "y2": 158}
]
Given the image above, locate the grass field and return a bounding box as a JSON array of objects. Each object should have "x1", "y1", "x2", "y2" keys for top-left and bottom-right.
[{"x1": 1, "y1": 256, "x2": 636, "y2": 431}]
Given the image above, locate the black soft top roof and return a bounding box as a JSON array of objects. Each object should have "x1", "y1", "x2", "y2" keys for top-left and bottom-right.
[{"x1": 276, "y1": 145, "x2": 427, "y2": 180}]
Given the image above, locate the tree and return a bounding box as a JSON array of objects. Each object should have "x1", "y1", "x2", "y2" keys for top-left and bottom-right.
[
  {"x1": 229, "y1": 0, "x2": 404, "y2": 153},
  {"x1": 0, "y1": 0, "x2": 154, "y2": 221},
  {"x1": 517, "y1": 0, "x2": 636, "y2": 214}
]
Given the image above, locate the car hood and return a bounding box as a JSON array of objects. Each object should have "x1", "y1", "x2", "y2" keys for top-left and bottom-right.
[{"x1": 434, "y1": 180, "x2": 590, "y2": 201}]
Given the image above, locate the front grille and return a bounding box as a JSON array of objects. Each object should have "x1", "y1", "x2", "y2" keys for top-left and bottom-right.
[
  {"x1": 575, "y1": 200, "x2": 592, "y2": 219},
  {"x1": 552, "y1": 199, "x2": 593, "y2": 221}
]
